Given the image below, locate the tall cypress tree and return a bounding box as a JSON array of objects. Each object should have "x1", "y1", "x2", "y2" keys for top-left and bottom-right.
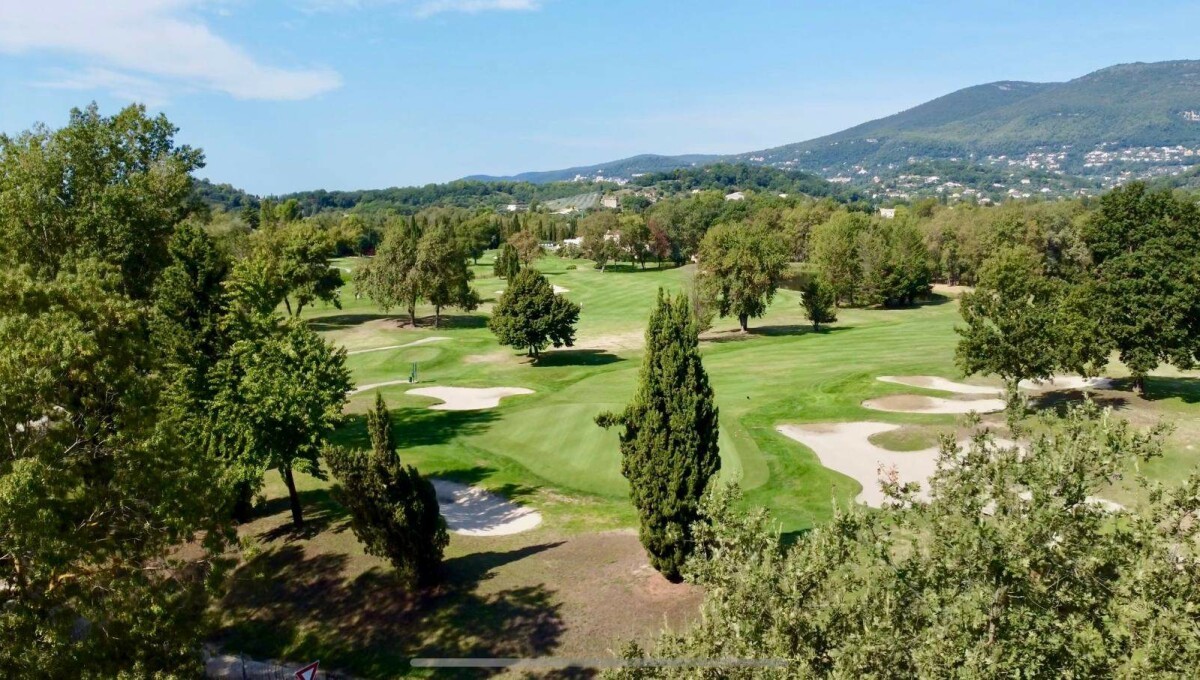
[
  {"x1": 327, "y1": 393, "x2": 448, "y2": 585},
  {"x1": 597, "y1": 289, "x2": 720, "y2": 582}
]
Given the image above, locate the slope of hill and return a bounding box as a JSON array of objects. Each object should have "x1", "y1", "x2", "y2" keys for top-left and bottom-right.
[
  {"x1": 471, "y1": 60, "x2": 1200, "y2": 192},
  {"x1": 466, "y1": 153, "x2": 722, "y2": 184}
]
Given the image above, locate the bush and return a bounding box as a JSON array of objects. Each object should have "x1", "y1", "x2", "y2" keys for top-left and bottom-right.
[{"x1": 565, "y1": 264, "x2": 577, "y2": 270}]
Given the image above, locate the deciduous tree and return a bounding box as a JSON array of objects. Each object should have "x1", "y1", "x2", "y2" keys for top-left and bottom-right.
[
  {"x1": 696, "y1": 222, "x2": 788, "y2": 331},
  {"x1": 488, "y1": 268, "x2": 580, "y2": 359}
]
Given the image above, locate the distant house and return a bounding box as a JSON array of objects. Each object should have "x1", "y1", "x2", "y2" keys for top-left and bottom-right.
[
  {"x1": 601, "y1": 196, "x2": 619, "y2": 209},
  {"x1": 724, "y1": 191, "x2": 746, "y2": 201},
  {"x1": 879, "y1": 208, "x2": 896, "y2": 219},
  {"x1": 505, "y1": 203, "x2": 528, "y2": 212},
  {"x1": 562, "y1": 236, "x2": 584, "y2": 247}
]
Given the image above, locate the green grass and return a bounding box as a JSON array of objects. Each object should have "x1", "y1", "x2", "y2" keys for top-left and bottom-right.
[
  {"x1": 295, "y1": 252, "x2": 1200, "y2": 531},
  {"x1": 219, "y1": 250, "x2": 1200, "y2": 674}
]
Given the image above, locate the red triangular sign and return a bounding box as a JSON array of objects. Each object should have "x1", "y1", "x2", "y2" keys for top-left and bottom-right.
[{"x1": 294, "y1": 661, "x2": 319, "y2": 680}]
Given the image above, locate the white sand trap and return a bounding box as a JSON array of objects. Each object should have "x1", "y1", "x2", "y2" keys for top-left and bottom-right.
[
  {"x1": 778, "y1": 422, "x2": 942, "y2": 507},
  {"x1": 878, "y1": 375, "x2": 1002, "y2": 395},
  {"x1": 347, "y1": 336, "x2": 449, "y2": 355},
  {"x1": 431, "y1": 479, "x2": 542, "y2": 536},
  {"x1": 778, "y1": 422, "x2": 1120, "y2": 512},
  {"x1": 406, "y1": 386, "x2": 533, "y2": 410},
  {"x1": 1018, "y1": 376, "x2": 1115, "y2": 391},
  {"x1": 863, "y1": 394, "x2": 1005, "y2": 415},
  {"x1": 553, "y1": 285, "x2": 570, "y2": 294}
]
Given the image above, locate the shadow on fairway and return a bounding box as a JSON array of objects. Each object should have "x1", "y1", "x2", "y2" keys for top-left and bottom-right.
[
  {"x1": 216, "y1": 541, "x2": 565, "y2": 677},
  {"x1": 704, "y1": 324, "x2": 854, "y2": 343},
  {"x1": 256, "y1": 488, "x2": 352, "y2": 541},
  {"x1": 436, "y1": 465, "x2": 542, "y2": 504},
  {"x1": 334, "y1": 408, "x2": 499, "y2": 450},
  {"x1": 307, "y1": 313, "x2": 397, "y2": 331},
  {"x1": 535, "y1": 348, "x2": 623, "y2": 367},
  {"x1": 1029, "y1": 390, "x2": 1132, "y2": 414},
  {"x1": 1140, "y1": 376, "x2": 1200, "y2": 404}
]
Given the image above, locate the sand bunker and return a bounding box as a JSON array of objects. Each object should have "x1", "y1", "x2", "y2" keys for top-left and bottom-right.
[
  {"x1": 553, "y1": 285, "x2": 570, "y2": 294},
  {"x1": 347, "y1": 336, "x2": 449, "y2": 355},
  {"x1": 878, "y1": 375, "x2": 1001, "y2": 395},
  {"x1": 777, "y1": 422, "x2": 941, "y2": 507},
  {"x1": 431, "y1": 479, "x2": 543, "y2": 536},
  {"x1": 863, "y1": 394, "x2": 1005, "y2": 415},
  {"x1": 778, "y1": 422, "x2": 1120, "y2": 511},
  {"x1": 406, "y1": 386, "x2": 533, "y2": 410},
  {"x1": 1019, "y1": 376, "x2": 1115, "y2": 391}
]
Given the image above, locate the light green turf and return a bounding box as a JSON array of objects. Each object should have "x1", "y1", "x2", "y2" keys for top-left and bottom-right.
[{"x1": 300, "y1": 252, "x2": 1200, "y2": 533}]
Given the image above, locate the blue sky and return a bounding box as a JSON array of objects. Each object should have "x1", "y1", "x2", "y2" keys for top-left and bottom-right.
[{"x1": 2, "y1": 1, "x2": 1199, "y2": 195}]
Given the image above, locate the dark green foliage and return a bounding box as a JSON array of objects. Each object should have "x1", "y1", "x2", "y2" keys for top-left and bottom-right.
[
  {"x1": 619, "y1": 403, "x2": 1200, "y2": 677},
  {"x1": 800, "y1": 277, "x2": 837, "y2": 331},
  {"x1": 356, "y1": 218, "x2": 422, "y2": 326},
  {"x1": 956, "y1": 245, "x2": 1105, "y2": 392},
  {"x1": 488, "y1": 268, "x2": 580, "y2": 358},
  {"x1": 326, "y1": 394, "x2": 448, "y2": 586},
  {"x1": 0, "y1": 103, "x2": 204, "y2": 299},
  {"x1": 696, "y1": 221, "x2": 788, "y2": 331},
  {"x1": 856, "y1": 217, "x2": 933, "y2": 307},
  {"x1": 493, "y1": 242, "x2": 521, "y2": 280},
  {"x1": 152, "y1": 222, "x2": 230, "y2": 401},
  {"x1": 0, "y1": 265, "x2": 230, "y2": 676},
  {"x1": 208, "y1": 315, "x2": 351, "y2": 527},
  {"x1": 1081, "y1": 182, "x2": 1200, "y2": 392},
  {"x1": 596, "y1": 291, "x2": 720, "y2": 582},
  {"x1": 417, "y1": 222, "x2": 480, "y2": 328}
]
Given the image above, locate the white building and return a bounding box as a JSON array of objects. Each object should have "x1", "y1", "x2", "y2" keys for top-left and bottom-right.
[
  {"x1": 879, "y1": 208, "x2": 896, "y2": 219},
  {"x1": 724, "y1": 191, "x2": 746, "y2": 201}
]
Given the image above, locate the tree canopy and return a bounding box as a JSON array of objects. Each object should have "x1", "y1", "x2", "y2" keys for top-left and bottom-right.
[
  {"x1": 696, "y1": 221, "x2": 788, "y2": 331},
  {"x1": 488, "y1": 268, "x2": 580, "y2": 359}
]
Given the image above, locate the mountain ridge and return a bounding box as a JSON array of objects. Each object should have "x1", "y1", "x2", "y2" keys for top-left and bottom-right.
[{"x1": 468, "y1": 60, "x2": 1200, "y2": 184}]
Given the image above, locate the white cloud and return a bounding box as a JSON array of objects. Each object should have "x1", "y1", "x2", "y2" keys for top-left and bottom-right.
[
  {"x1": 35, "y1": 67, "x2": 175, "y2": 107},
  {"x1": 414, "y1": 0, "x2": 540, "y2": 18},
  {"x1": 299, "y1": 0, "x2": 541, "y2": 18},
  {"x1": 0, "y1": 1, "x2": 342, "y2": 102}
]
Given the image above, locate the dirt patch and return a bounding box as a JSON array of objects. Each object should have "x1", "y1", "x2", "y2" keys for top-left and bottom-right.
[
  {"x1": 406, "y1": 386, "x2": 534, "y2": 411},
  {"x1": 462, "y1": 351, "x2": 513, "y2": 365},
  {"x1": 432, "y1": 479, "x2": 543, "y2": 536},
  {"x1": 574, "y1": 329, "x2": 644, "y2": 352},
  {"x1": 863, "y1": 394, "x2": 1005, "y2": 414},
  {"x1": 931, "y1": 283, "x2": 974, "y2": 298},
  {"x1": 878, "y1": 375, "x2": 1001, "y2": 395}
]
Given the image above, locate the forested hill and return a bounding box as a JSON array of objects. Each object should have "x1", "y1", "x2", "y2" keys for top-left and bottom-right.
[
  {"x1": 744, "y1": 60, "x2": 1200, "y2": 169},
  {"x1": 194, "y1": 163, "x2": 852, "y2": 215},
  {"x1": 193, "y1": 177, "x2": 620, "y2": 215},
  {"x1": 465, "y1": 153, "x2": 722, "y2": 184},
  {"x1": 470, "y1": 60, "x2": 1200, "y2": 183}
]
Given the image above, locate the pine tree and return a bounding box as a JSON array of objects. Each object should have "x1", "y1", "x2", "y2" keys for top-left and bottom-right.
[
  {"x1": 596, "y1": 290, "x2": 720, "y2": 582},
  {"x1": 327, "y1": 393, "x2": 449, "y2": 585}
]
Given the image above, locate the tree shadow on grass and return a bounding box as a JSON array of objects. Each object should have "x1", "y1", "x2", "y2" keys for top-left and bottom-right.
[
  {"x1": 216, "y1": 542, "x2": 565, "y2": 677},
  {"x1": 256, "y1": 488, "x2": 352, "y2": 542},
  {"x1": 420, "y1": 313, "x2": 488, "y2": 330},
  {"x1": 1029, "y1": 389, "x2": 1131, "y2": 414},
  {"x1": 1138, "y1": 376, "x2": 1200, "y2": 404},
  {"x1": 535, "y1": 348, "x2": 624, "y2": 367},
  {"x1": 433, "y1": 465, "x2": 542, "y2": 504},
  {"x1": 333, "y1": 408, "x2": 499, "y2": 450},
  {"x1": 307, "y1": 313, "x2": 398, "y2": 332},
  {"x1": 703, "y1": 324, "x2": 854, "y2": 344}
]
